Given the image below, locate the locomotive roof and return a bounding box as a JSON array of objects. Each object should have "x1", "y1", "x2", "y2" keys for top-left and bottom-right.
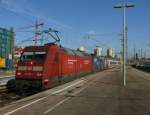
[
  {"x1": 23, "y1": 44, "x2": 90, "y2": 57},
  {"x1": 23, "y1": 46, "x2": 48, "y2": 52},
  {"x1": 62, "y1": 47, "x2": 89, "y2": 56}
]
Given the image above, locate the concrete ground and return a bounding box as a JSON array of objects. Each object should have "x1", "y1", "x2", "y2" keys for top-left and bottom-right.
[{"x1": 1, "y1": 67, "x2": 150, "y2": 115}]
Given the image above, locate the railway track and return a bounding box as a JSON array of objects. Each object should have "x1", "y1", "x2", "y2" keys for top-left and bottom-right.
[{"x1": 0, "y1": 86, "x2": 21, "y2": 108}]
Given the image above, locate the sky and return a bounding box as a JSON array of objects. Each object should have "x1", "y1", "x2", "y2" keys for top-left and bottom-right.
[{"x1": 0, "y1": 0, "x2": 149, "y2": 57}]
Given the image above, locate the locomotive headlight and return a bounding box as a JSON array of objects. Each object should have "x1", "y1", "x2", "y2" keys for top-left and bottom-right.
[
  {"x1": 33, "y1": 66, "x2": 43, "y2": 71},
  {"x1": 36, "y1": 72, "x2": 43, "y2": 77},
  {"x1": 44, "y1": 79, "x2": 49, "y2": 84},
  {"x1": 16, "y1": 72, "x2": 22, "y2": 76}
]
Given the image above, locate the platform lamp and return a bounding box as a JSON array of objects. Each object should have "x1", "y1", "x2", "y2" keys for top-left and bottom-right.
[{"x1": 114, "y1": 3, "x2": 135, "y2": 86}]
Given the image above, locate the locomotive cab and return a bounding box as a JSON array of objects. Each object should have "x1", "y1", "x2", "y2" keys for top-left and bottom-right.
[
  {"x1": 16, "y1": 50, "x2": 44, "y2": 93},
  {"x1": 16, "y1": 51, "x2": 46, "y2": 79},
  {"x1": 13, "y1": 43, "x2": 62, "y2": 94},
  {"x1": 10, "y1": 45, "x2": 52, "y2": 94}
]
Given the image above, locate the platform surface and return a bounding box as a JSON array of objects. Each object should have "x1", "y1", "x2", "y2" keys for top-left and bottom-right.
[{"x1": 1, "y1": 67, "x2": 150, "y2": 115}]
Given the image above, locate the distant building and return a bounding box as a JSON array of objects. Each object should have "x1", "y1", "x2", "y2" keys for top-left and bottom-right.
[
  {"x1": 94, "y1": 47, "x2": 102, "y2": 56},
  {"x1": 0, "y1": 28, "x2": 14, "y2": 59},
  {"x1": 14, "y1": 46, "x2": 24, "y2": 58},
  {"x1": 107, "y1": 48, "x2": 115, "y2": 58},
  {"x1": 13, "y1": 46, "x2": 24, "y2": 67}
]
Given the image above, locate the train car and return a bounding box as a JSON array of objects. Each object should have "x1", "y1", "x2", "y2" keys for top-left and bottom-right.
[
  {"x1": 107, "y1": 59, "x2": 120, "y2": 68},
  {"x1": 91, "y1": 55, "x2": 107, "y2": 72},
  {"x1": 0, "y1": 57, "x2": 13, "y2": 69},
  {"x1": 101, "y1": 57, "x2": 109, "y2": 70},
  {"x1": 0, "y1": 57, "x2": 6, "y2": 68},
  {"x1": 92, "y1": 56, "x2": 101, "y2": 72},
  {"x1": 7, "y1": 43, "x2": 92, "y2": 94}
]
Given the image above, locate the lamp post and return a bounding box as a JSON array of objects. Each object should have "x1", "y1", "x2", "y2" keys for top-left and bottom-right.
[{"x1": 114, "y1": 3, "x2": 135, "y2": 86}]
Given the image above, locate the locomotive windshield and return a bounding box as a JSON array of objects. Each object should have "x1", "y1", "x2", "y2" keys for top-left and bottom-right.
[{"x1": 20, "y1": 52, "x2": 46, "y2": 61}]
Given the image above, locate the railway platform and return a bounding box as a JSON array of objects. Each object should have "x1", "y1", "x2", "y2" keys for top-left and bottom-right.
[
  {"x1": 0, "y1": 67, "x2": 150, "y2": 115},
  {"x1": 0, "y1": 70, "x2": 15, "y2": 78},
  {"x1": 0, "y1": 70, "x2": 15, "y2": 86}
]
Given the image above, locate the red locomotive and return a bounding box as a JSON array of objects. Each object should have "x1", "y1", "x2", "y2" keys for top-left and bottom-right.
[
  {"x1": 7, "y1": 43, "x2": 93, "y2": 94},
  {"x1": 7, "y1": 28, "x2": 108, "y2": 95}
]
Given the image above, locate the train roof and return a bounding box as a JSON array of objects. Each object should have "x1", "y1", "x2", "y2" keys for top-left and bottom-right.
[
  {"x1": 23, "y1": 46, "x2": 49, "y2": 52},
  {"x1": 23, "y1": 43, "x2": 58, "y2": 52},
  {"x1": 62, "y1": 47, "x2": 89, "y2": 56},
  {"x1": 23, "y1": 43, "x2": 90, "y2": 57}
]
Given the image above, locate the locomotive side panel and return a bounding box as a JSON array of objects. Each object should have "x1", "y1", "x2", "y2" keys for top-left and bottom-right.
[
  {"x1": 61, "y1": 54, "x2": 76, "y2": 75},
  {"x1": 42, "y1": 45, "x2": 61, "y2": 89},
  {"x1": 82, "y1": 56, "x2": 93, "y2": 72},
  {"x1": 60, "y1": 54, "x2": 76, "y2": 83}
]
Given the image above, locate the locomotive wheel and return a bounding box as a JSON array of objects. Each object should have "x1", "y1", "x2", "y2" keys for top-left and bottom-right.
[{"x1": 6, "y1": 79, "x2": 16, "y2": 92}]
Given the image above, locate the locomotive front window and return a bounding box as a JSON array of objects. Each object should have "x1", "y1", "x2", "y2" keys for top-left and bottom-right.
[
  {"x1": 21, "y1": 52, "x2": 46, "y2": 61},
  {"x1": 34, "y1": 52, "x2": 46, "y2": 60},
  {"x1": 21, "y1": 52, "x2": 34, "y2": 61}
]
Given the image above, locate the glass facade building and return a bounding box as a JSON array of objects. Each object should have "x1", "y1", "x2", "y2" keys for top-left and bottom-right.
[{"x1": 0, "y1": 28, "x2": 14, "y2": 59}]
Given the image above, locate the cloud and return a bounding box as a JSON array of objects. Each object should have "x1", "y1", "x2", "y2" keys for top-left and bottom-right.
[
  {"x1": 0, "y1": 0, "x2": 72, "y2": 29},
  {"x1": 86, "y1": 30, "x2": 96, "y2": 36}
]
